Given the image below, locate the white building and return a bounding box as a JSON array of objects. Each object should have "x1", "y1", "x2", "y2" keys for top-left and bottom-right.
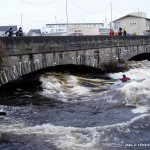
[
  {"x1": 28, "y1": 29, "x2": 42, "y2": 36},
  {"x1": 113, "y1": 12, "x2": 150, "y2": 35},
  {"x1": 42, "y1": 23, "x2": 104, "y2": 36}
]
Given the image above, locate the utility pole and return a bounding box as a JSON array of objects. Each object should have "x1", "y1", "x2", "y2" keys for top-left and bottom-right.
[
  {"x1": 110, "y1": 2, "x2": 112, "y2": 31},
  {"x1": 55, "y1": 16, "x2": 57, "y2": 35},
  {"x1": 83, "y1": 17, "x2": 84, "y2": 34},
  {"x1": 138, "y1": 8, "x2": 140, "y2": 35},
  {"x1": 21, "y1": 12, "x2": 23, "y2": 28},
  {"x1": 66, "y1": 0, "x2": 69, "y2": 33}
]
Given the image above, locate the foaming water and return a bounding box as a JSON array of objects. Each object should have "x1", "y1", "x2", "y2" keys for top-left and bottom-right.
[
  {"x1": 40, "y1": 73, "x2": 93, "y2": 102},
  {"x1": 0, "y1": 61, "x2": 150, "y2": 150},
  {"x1": 0, "y1": 114, "x2": 150, "y2": 150},
  {"x1": 109, "y1": 60, "x2": 150, "y2": 110}
]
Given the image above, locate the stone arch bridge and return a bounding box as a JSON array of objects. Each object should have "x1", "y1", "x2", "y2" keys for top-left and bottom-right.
[{"x1": 0, "y1": 35, "x2": 150, "y2": 86}]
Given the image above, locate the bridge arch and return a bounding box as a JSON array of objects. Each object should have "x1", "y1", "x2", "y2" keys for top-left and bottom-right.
[
  {"x1": 129, "y1": 53, "x2": 150, "y2": 61},
  {"x1": 0, "y1": 35, "x2": 150, "y2": 86}
]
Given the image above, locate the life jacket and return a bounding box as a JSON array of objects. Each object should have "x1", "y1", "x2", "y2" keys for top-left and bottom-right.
[{"x1": 120, "y1": 77, "x2": 130, "y2": 82}]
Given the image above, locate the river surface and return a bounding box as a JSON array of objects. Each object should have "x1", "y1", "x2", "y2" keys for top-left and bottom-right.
[{"x1": 0, "y1": 60, "x2": 150, "y2": 150}]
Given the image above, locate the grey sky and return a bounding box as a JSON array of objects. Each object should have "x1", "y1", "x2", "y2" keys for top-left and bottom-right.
[{"x1": 1, "y1": 0, "x2": 150, "y2": 32}]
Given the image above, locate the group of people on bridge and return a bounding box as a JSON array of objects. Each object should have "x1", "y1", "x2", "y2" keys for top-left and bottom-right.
[
  {"x1": 5, "y1": 27, "x2": 23, "y2": 37},
  {"x1": 109, "y1": 27, "x2": 127, "y2": 36}
]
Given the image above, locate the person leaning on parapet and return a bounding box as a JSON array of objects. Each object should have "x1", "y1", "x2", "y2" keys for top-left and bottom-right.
[
  {"x1": 5, "y1": 27, "x2": 14, "y2": 37},
  {"x1": 16, "y1": 27, "x2": 23, "y2": 36},
  {"x1": 109, "y1": 29, "x2": 114, "y2": 36},
  {"x1": 118, "y1": 27, "x2": 122, "y2": 35},
  {"x1": 123, "y1": 28, "x2": 127, "y2": 35}
]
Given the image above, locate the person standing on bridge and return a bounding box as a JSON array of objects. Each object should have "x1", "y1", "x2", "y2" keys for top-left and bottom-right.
[
  {"x1": 118, "y1": 27, "x2": 122, "y2": 35},
  {"x1": 109, "y1": 29, "x2": 114, "y2": 36},
  {"x1": 5, "y1": 27, "x2": 14, "y2": 37},
  {"x1": 123, "y1": 28, "x2": 127, "y2": 35},
  {"x1": 16, "y1": 27, "x2": 23, "y2": 36}
]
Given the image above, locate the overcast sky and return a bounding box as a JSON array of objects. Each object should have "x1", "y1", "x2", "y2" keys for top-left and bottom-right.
[{"x1": 1, "y1": 0, "x2": 150, "y2": 32}]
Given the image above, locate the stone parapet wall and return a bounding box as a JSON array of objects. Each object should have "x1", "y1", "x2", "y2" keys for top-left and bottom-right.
[{"x1": 0, "y1": 36, "x2": 150, "y2": 55}]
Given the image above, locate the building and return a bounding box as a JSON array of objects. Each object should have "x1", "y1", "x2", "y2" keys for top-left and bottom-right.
[
  {"x1": 99, "y1": 27, "x2": 110, "y2": 35},
  {"x1": 0, "y1": 25, "x2": 17, "y2": 36},
  {"x1": 42, "y1": 23, "x2": 104, "y2": 36},
  {"x1": 28, "y1": 29, "x2": 42, "y2": 36},
  {"x1": 113, "y1": 12, "x2": 150, "y2": 35}
]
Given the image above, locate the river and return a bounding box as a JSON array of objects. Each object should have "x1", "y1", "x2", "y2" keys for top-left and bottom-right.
[{"x1": 0, "y1": 60, "x2": 150, "y2": 150}]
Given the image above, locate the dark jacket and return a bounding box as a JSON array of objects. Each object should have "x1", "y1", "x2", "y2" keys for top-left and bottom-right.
[
  {"x1": 16, "y1": 28, "x2": 23, "y2": 36},
  {"x1": 5, "y1": 28, "x2": 13, "y2": 37}
]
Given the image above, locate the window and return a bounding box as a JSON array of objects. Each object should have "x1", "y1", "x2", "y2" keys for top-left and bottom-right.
[
  {"x1": 50, "y1": 29, "x2": 54, "y2": 32},
  {"x1": 49, "y1": 25, "x2": 54, "y2": 28},
  {"x1": 58, "y1": 29, "x2": 64, "y2": 31},
  {"x1": 130, "y1": 23, "x2": 136, "y2": 26},
  {"x1": 114, "y1": 22, "x2": 120, "y2": 29}
]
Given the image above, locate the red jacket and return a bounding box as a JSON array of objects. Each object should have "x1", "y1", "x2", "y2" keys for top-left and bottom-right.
[{"x1": 120, "y1": 77, "x2": 130, "y2": 82}]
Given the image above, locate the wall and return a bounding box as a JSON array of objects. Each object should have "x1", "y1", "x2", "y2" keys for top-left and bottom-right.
[{"x1": 68, "y1": 27, "x2": 100, "y2": 35}]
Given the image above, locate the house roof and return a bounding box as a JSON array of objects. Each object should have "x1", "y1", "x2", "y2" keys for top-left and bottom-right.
[
  {"x1": 113, "y1": 13, "x2": 150, "y2": 22},
  {"x1": 0, "y1": 26, "x2": 17, "y2": 31}
]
